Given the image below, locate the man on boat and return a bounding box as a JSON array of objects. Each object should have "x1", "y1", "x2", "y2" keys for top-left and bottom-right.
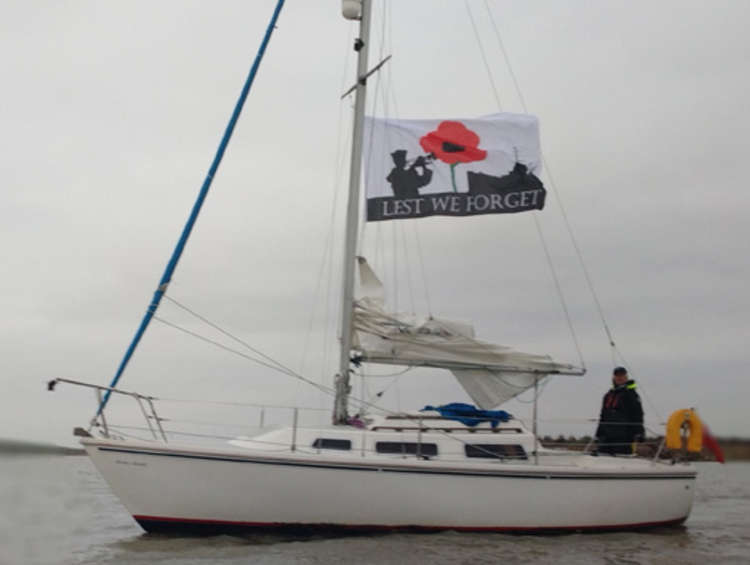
[{"x1": 595, "y1": 367, "x2": 644, "y2": 455}]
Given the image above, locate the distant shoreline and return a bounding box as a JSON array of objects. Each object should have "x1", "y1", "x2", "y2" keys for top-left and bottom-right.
[
  {"x1": 0, "y1": 438, "x2": 85, "y2": 456},
  {"x1": 541, "y1": 435, "x2": 750, "y2": 461}
]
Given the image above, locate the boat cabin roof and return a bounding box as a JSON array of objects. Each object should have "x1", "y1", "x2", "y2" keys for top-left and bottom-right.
[
  {"x1": 369, "y1": 411, "x2": 526, "y2": 433},
  {"x1": 229, "y1": 411, "x2": 537, "y2": 462}
]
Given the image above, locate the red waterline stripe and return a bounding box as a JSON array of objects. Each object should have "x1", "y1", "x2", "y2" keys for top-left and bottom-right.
[{"x1": 133, "y1": 514, "x2": 688, "y2": 533}]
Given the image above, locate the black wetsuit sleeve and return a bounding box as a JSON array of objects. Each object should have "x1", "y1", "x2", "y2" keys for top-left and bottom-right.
[
  {"x1": 626, "y1": 391, "x2": 644, "y2": 438},
  {"x1": 595, "y1": 394, "x2": 607, "y2": 439}
]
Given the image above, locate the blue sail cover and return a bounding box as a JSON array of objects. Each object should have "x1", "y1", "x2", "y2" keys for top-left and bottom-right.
[{"x1": 422, "y1": 403, "x2": 512, "y2": 428}]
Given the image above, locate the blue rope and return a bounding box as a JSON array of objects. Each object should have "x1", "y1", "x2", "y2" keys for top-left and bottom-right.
[{"x1": 97, "y1": 0, "x2": 286, "y2": 417}]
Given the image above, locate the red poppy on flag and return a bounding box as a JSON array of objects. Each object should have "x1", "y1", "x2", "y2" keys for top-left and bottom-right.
[{"x1": 419, "y1": 121, "x2": 487, "y2": 165}]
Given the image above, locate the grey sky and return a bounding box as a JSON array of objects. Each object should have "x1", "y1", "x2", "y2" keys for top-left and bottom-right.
[{"x1": 1, "y1": 0, "x2": 748, "y2": 446}]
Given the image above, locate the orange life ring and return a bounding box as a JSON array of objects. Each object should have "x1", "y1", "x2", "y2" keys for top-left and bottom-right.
[{"x1": 665, "y1": 408, "x2": 703, "y2": 452}]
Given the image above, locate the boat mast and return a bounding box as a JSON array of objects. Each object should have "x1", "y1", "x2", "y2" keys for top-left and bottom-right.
[{"x1": 334, "y1": 0, "x2": 372, "y2": 424}]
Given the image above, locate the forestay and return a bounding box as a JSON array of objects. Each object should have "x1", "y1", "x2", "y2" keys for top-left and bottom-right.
[{"x1": 352, "y1": 258, "x2": 583, "y2": 408}]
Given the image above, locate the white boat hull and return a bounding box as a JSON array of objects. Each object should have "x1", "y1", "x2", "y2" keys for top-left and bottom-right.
[{"x1": 83, "y1": 438, "x2": 696, "y2": 533}]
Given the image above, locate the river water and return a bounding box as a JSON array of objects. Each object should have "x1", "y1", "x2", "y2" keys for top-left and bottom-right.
[{"x1": 1, "y1": 455, "x2": 747, "y2": 565}]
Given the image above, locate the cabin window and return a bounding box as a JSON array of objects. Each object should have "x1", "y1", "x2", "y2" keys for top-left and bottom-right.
[
  {"x1": 375, "y1": 441, "x2": 438, "y2": 457},
  {"x1": 312, "y1": 438, "x2": 351, "y2": 451},
  {"x1": 464, "y1": 444, "x2": 527, "y2": 460}
]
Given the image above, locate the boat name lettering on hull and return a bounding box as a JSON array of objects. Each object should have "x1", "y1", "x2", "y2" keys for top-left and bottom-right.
[{"x1": 115, "y1": 459, "x2": 147, "y2": 467}]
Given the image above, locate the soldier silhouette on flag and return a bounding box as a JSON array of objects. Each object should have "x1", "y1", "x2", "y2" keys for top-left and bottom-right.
[{"x1": 386, "y1": 150, "x2": 433, "y2": 199}]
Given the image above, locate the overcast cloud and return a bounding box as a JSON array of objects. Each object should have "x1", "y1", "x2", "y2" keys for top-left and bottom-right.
[{"x1": 1, "y1": 0, "x2": 748, "y2": 446}]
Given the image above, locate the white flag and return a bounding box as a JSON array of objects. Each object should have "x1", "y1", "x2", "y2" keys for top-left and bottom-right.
[{"x1": 363, "y1": 113, "x2": 545, "y2": 221}]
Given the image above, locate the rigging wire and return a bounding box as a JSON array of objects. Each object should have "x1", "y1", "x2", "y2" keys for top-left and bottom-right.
[
  {"x1": 157, "y1": 397, "x2": 330, "y2": 412},
  {"x1": 109, "y1": 424, "x2": 239, "y2": 443},
  {"x1": 484, "y1": 0, "x2": 616, "y2": 353},
  {"x1": 360, "y1": 0, "x2": 434, "y2": 322},
  {"x1": 298, "y1": 25, "x2": 355, "y2": 407},
  {"x1": 152, "y1": 312, "x2": 334, "y2": 397},
  {"x1": 310, "y1": 20, "x2": 368, "y2": 403},
  {"x1": 298, "y1": 26, "x2": 353, "y2": 374},
  {"x1": 358, "y1": 366, "x2": 415, "y2": 378},
  {"x1": 606, "y1": 349, "x2": 663, "y2": 422},
  {"x1": 464, "y1": 0, "x2": 503, "y2": 111},
  {"x1": 482, "y1": 1, "x2": 528, "y2": 111},
  {"x1": 154, "y1": 282, "x2": 582, "y2": 432},
  {"x1": 412, "y1": 221, "x2": 433, "y2": 316},
  {"x1": 357, "y1": 0, "x2": 389, "y2": 255},
  {"x1": 531, "y1": 214, "x2": 587, "y2": 369},
  {"x1": 146, "y1": 3, "x2": 579, "y2": 424},
  {"x1": 375, "y1": 1, "x2": 434, "y2": 328},
  {"x1": 400, "y1": 222, "x2": 416, "y2": 314},
  {"x1": 163, "y1": 294, "x2": 292, "y2": 376},
  {"x1": 365, "y1": 371, "x2": 411, "y2": 406},
  {"x1": 96, "y1": 0, "x2": 287, "y2": 417},
  {"x1": 482, "y1": 1, "x2": 662, "y2": 420},
  {"x1": 512, "y1": 376, "x2": 551, "y2": 404},
  {"x1": 464, "y1": 0, "x2": 585, "y2": 370},
  {"x1": 392, "y1": 221, "x2": 398, "y2": 313},
  {"x1": 104, "y1": 426, "x2": 152, "y2": 443},
  {"x1": 149, "y1": 303, "x2": 393, "y2": 417},
  {"x1": 359, "y1": 360, "x2": 413, "y2": 409}
]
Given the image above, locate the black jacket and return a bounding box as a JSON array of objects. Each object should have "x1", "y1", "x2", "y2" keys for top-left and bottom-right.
[{"x1": 595, "y1": 380, "x2": 644, "y2": 444}]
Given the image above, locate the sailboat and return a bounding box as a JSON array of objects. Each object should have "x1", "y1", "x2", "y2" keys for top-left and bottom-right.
[{"x1": 52, "y1": 0, "x2": 697, "y2": 533}]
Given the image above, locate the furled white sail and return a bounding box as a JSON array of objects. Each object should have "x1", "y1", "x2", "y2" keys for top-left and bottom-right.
[{"x1": 353, "y1": 257, "x2": 583, "y2": 408}]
